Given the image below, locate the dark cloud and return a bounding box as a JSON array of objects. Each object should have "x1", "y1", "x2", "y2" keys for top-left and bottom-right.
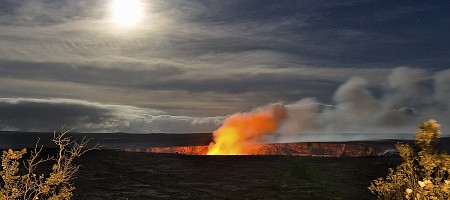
[
  {"x1": 141, "y1": 74, "x2": 340, "y2": 97},
  {"x1": 0, "y1": 99, "x2": 113, "y2": 131},
  {"x1": 0, "y1": 60, "x2": 340, "y2": 103},
  {"x1": 0, "y1": 0, "x2": 106, "y2": 25},
  {"x1": 0, "y1": 98, "x2": 223, "y2": 133},
  {"x1": 151, "y1": 0, "x2": 450, "y2": 69},
  {"x1": 0, "y1": 60, "x2": 185, "y2": 86}
]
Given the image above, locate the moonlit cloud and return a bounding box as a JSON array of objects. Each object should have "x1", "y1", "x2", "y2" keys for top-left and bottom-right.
[
  {"x1": 0, "y1": 98, "x2": 224, "y2": 133},
  {"x1": 0, "y1": 0, "x2": 449, "y2": 134}
]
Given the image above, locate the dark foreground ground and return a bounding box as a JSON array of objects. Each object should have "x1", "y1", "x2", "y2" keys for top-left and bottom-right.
[
  {"x1": 71, "y1": 150, "x2": 400, "y2": 200},
  {"x1": 2, "y1": 131, "x2": 427, "y2": 199}
]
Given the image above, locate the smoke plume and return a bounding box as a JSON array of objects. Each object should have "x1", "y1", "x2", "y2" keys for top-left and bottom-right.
[
  {"x1": 208, "y1": 67, "x2": 450, "y2": 154},
  {"x1": 207, "y1": 104, "x2": 286, "y2": 155}
]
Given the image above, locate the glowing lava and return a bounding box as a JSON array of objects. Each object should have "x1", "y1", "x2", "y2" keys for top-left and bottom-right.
[
  {"x1": 207, "y1": 104, "x2": 287, "y2": 155},
  {"x1": 125, "y1": 143, "x2": 381, "y2": 157}
]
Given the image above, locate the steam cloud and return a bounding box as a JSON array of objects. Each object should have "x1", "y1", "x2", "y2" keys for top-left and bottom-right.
[
  {"x1": 281, "y1": 67, "x2": 450, "y2": 140},
  {"x1": 315, "y1": 67, "x2": 450, "y2": 136},
  {"x1": 209, "y1": 67, "x2": 450, "y2": 152}
]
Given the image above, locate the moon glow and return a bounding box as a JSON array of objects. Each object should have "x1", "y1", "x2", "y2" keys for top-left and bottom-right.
[{"x1": 112, "y1": 0, "x2": 143, "y2": 26}]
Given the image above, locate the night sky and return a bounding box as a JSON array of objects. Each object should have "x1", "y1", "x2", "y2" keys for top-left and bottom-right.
[{"x1": 0, "y1": 0, "x2": 449, "y2": 134}]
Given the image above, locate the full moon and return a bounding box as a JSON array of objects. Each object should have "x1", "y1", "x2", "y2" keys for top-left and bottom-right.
[{"x1": 112, "y1": 0, "x2": 143, "y2": 26}]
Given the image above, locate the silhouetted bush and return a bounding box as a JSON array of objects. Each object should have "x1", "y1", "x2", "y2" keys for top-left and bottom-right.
[
  {"x1": 0, "y1": 129, "x2": 97, "y2": 200},
  {"x1": 369, "y1": 119, "x2": 450, "y2": 199}
]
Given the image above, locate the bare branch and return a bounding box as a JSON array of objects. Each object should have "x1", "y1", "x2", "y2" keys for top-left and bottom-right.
[{"x1": 1, "y1": 128, "x2": 97, "y2": 200}]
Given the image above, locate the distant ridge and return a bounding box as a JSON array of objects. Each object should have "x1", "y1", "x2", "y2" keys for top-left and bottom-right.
[
  {"x1": 1, "y1": 131, "x2": 449, "y2": 153},
  {"x1": 0, "y1": 131, "x2": 212, "y2": 149}
]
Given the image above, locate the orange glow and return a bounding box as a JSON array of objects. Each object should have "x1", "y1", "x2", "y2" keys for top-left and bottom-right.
[
  {"x1": 125, "y1": 143, "x2": 381, "y2": 157},
  {"x1": 206, "y1": 104, "x2": 286, "y2": 155}
]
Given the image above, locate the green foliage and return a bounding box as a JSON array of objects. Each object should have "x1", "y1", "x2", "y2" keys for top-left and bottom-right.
[
  {"x1": 0, "y1": 129, "x2": 97, "y2": 200},
  {"x1": 368, "y1": 119, "x2": 450, "y2": 200}
]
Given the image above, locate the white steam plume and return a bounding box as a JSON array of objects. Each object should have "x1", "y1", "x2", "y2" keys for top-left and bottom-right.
[{"x1": 271, "y1": 67, "x2": 450, "y2": 142}]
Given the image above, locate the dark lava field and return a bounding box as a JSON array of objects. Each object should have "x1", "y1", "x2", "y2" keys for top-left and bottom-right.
[{"x1": 72, "y1": 150, "x2": 400, "y2": 200}]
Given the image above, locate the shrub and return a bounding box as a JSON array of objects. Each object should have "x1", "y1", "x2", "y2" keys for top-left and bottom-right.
[
  {"x1": 0, "y1": 129, "x2": 97, "y2": 200},
  {"x1": 368, "y1": 119, "x2": 450, "y2": 200}
]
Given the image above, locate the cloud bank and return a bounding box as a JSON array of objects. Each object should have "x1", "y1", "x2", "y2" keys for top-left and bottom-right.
[
  {"x1": 0, "y1": 98, "x2": 223, "y2": 133},
  {"x1": 0, "y1": 67, "x2": 448, "y2": 141}
]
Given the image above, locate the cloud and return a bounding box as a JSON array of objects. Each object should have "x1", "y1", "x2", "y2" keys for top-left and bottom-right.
[
  {"x1": 434, "y1": 69, "x2": 450, "y2": 107},
  {"x1": 212, "y1": 65, "x2": 450, "y2": 143},
  {"x1": 2, "y1": 0, "x2": 449, "y2": 69},
  {"x1": 385, "y1": 67, "x2": 432, "y2": 107},
  {"x1": 0, "y1": 67, "x2": 449, "y2": 138},
  {"x1": 0, "y1": 0, "x2": 449, "y2": 136},
  {"x1": 0, "y1": 98, "x2": 224, "y2": 133},
  {"x1": 0, "y1": 0, "x2": 105, "y2": 25},
  {"x1": 278, "y1": 98, "x2": 319, "y2": 136},
  {"x1": 275, "y1": 67, "x2": 450, "y2": 140},
  {"x1": 0, "y1": 59, "x2": 392, "y2": 109}
]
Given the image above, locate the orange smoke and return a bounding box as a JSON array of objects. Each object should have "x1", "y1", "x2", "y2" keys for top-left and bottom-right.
[{"x1": 207, "y1": 104, "x2": 287, "y2": 155}]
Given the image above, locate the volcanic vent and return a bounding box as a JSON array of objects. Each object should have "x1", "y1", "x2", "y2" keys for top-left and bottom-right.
[
  {"x1": 124, "y1": 104, "x2": 382, "y2": 157},
  {"x1": 125, "y1": 142, "x2": 380, "y2": 157}
]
